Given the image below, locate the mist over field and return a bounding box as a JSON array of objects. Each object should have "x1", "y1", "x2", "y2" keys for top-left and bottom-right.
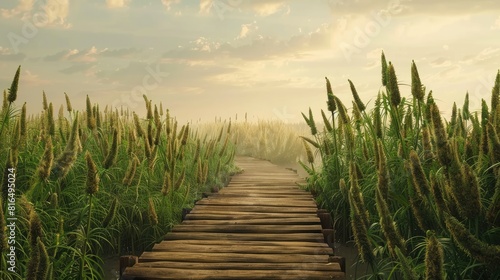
[{"x1": 1, "y1": 0, "x2": 499, "y2": 123}]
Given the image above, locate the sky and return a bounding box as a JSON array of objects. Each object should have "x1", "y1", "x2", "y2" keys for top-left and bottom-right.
[{"x1": 0, "y1": 0, "x2": 499, "y2": 124}]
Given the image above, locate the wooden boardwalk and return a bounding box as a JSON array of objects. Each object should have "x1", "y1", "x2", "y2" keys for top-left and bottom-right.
[{"x1": 120, "y1": 157, "x2": 345, "y2": 279}]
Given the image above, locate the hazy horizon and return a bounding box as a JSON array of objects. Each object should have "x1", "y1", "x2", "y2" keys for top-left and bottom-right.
[{"x1": 1, "y1": 0, "x2": 499, "y2": 124}]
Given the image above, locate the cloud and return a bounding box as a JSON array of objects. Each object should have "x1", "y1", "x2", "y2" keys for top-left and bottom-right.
[
  {"x1": 0, "y1": 0, "x2": 34, "y2": 19},
  {"x1": 42, "y1": 0, "x2": 71, "y2": 28},
  {"x1": 1, "y1": 0, "x2": 71, "y2": 28},
  {"x1": 491, "y1": 16, "x2": 500, "y2": 30},
  {"x1": 0, "y1": 53, "x2": 26, "y2": 61},
  {"x1": 161, "y1": 0, "x2": 181, "y2": 11},
  {"x1": 199, "y1": 0, "x2": 212, "y2": 14},
  {"x1": 199, "y1": 0, "x2": 288, "y2": 17},
  {"x1": 162, "y1": 23, "x2": 333, "y2": 63},
  {"x1": 236, "y1": 21, "x2": 258, "y2": 39},
  {"x1": 242, "y1": 1, "x2": 287, "y2": 16},
  {"x1": 0, "y1": 47, "x2": 26, "y2": 61},
  {"x1": 327, "y1": 0, "x2": 497, "y2": 16},
  {"x1": 430, "y1": 57, "x2": 452, "y2": 68},
  {"x1": 459, "y1": 47, "x2": 500, "y2": 65},
  {"x1": 59, "y1": 62, "x2": 96, "y2": 75},
  {"x1": 44, "y1": 47, "x2": 139, "y2": 62},
  {"x1": 106, "y1": 0, "x2": 130, "y2": 9},
  {"x1": 22, "y1": 70, "x2": 50, "y2": 86},
  {"x1": 101, "y1": 48, "x2": 141, "y2": 58}
]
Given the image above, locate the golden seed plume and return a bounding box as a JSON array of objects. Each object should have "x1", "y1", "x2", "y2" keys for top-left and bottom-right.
[
  {"x1": 123, "y1": 156, "x2": 139, "y2": 187},
  {"x1": 85, "y1": 151, "x2": 99, "y2": 195},
  {"x1": 51, "y1": 114, "x2": 79, "y2": 180},
  {"x1": 409, "y1": 150, "x2": 430, "y2": 198},
  {"x1": 348, "y1": 188, "x2": 373, "y2": 263},
  {"x1": 148, "y1": 198, "x2": 159, "y2": 226},
  {"x1": 444, "y1": 212, "x2": 500, "y2": 265},
  {"x1": 411, "y1": 60, "x2": 425, "y2": 101},
  {"x1": 36, "y1": 137, "x2": 54, "y2": 181},
  {"x1": 102, "y1": 197, "x2": 118, "y2": 228},
  {"x1": 162, "y1": 171, "x2": 172, "y2": 196},
  {"x1": 387, "y1": 62, "x2": 401, "y2": 107},
  {"x1": 103, "y1": 128, "x2": 118, "y2": 169},
  {"x1": 348, "y1": 79, "x2": 366, "y2": 111},
  {"x1": 37, "y1": 237, "x2": 49, "y2": 280},
  {"x1": 86, "y1": 95, "x2": 96, "y2": 130},
  {"x1": 376, "y1": 139, "x2": 389, "y2": 200},
  {"x1": 325, "y1": 77, "x2": 336, "y2": 113},
  {"x1": 7, "y1": 65, "x2": 20, "y2": 103},
  {"x1": 425, "y1": 230, "x2": 444, "y2": 280},
  {"x1": 381, "y1": 51, "x2": 388, "y2": 86},
  {"x1": 64, "y1": 92, "x2": 72, "y2": 112},
  {"x1": 375, "y1": 187, "x2": 406, "y2": 258}
]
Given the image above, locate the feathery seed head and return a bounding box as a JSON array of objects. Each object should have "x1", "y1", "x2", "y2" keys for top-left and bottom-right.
[
  {"x1": 85, "y1": 151, "x2": 99, "y2": 195},
  {"x1": 349, "y1": 79, "x2": 366, "y2": 111},
  {"x1": 387, "y1": 62, "x2": 401, "y2": 107},
  {"x1": 381, "y1": 51, "x2": 388, "y2": 86},
  {"x1": 8, "y1": 65, "x2": 20, "y2": 103},
  {"x1": 411, "y1": 60, "x2": 424, "y2": 101},
  {"x1": 325, "y1": 77, "x2": 336, "y2": 113},
  {"x1": 64, "y1": 92, "x2": 72, "y2": 112}
]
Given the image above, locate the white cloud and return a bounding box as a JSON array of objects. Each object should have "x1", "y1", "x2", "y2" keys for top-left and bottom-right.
[
  {"x1": 0, "y1": 46, "x2": 12, "y2": 55},
  {"x1": 1, "y1": 0, "x2": 71, "y2": 28},
  {"x1": 106, "y1": 0, "x2": 130, "y2": 9},
  {"x1": 491, "y1": 16, "x2": 500, "y2": 30},
  {"x1": 236, "y1": 21, "x2": 258, "y2": 40},
  {"x1": 42, "y1": 0, "x2": 71, "y2": 28},
  {"x1": 0, "y1": 0, "x2": 34, "y2": 19},
  {"x1": 23, "y1": 70, "x2": 50, "y2": 86},
  {"x1": 199, "y1": 0, "x2": 212, "y2": 14},
  {"x1": 161, "y1": 0, "x2": 181, "y2": 11},
  {"x1": 245, "y1": 1, "x2": 286, "y2": 16}
]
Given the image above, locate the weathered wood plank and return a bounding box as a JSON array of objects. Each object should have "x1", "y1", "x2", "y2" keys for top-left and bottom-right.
[
  {"x1": 123, "y1": 267, "x2": 345, "y2": 280},
  {"x1": 151, "y1": 243, "x2": 334, "y2": 255},
  {"x1": 139, "y1": 252, "x2": 330, "y2": 263},
  {"x1": 130, "y1": 261, "x2": 341, "y2": 271},
  {"x1": 195, "y1": 199, "x2": 317, "y2": 207},
  {"x1": 181, "y1": 217, "x2": 321, "y2": 225},
  {"x1": 191, "y1": 205, "x2": 318, "y2": 213},
  {"x1": 171, "y1": 224, "x2": 323, "y2": 233},
  {"x1": 163, "y1": 232, "x2": 326, "y2": 242},
  {"x1": 158, "y1": 240, "x2": 331, "y2": 248},
  {"x1": 184, "y1": 212, "x2": 313, "y2": 220}
]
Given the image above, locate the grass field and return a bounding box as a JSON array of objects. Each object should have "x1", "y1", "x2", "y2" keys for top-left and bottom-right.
[
  {"x1": 1, "y1": 51, "x2": 500, "y2": 279},
  {"x1": 0, "y1": 66, "x2": 237, "y2": 279},
  {"x1": 298, "y1": 52, "x2": 500, "y2": 279}
]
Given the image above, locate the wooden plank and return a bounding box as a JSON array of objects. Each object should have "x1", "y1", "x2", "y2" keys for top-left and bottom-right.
[
  {"x1": 184, "y1": 212, "x2": 313, "y2": 220},
  {"x1": 158, "y1": 240, "x2": 331, "y2": 248},
  {"x1": 131, "y1": 261, "x2": 341, "y2": 271},
  {"x1": 195, "y1": 199, "x2": 317, "y2": 207},
  {"x1": 151, "y1": 243, "x2": 334, "y2": 255},
  {"x1": 171, "y1": 224, "x2": 322, "y2": 233},
  {"x1": 123, "y1": 267, "x2": 345, "y2": 280},
  {"x1": 181, "y1": 217, "x2": 321, "y2": 225},
  {"x1": 191, "y1": 205, "x2": 318, "y2": 213},
  {"x1": 163, "y1": 232, "x2": 326, "y2": 242},
  {"x1": 138, "y1": 252, "x2": 330, "y2": 263},
  {"x1": 210, "y1": 193, "x2": 313, "y2": 198}
]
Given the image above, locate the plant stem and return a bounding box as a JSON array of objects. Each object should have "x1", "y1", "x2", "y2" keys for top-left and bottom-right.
[
  {"x1": 0, "y1": 103, "x2": 12, "y2": 137},
  {"x1": 80, "y1": 194, "x2": 93, "y2": 279}
]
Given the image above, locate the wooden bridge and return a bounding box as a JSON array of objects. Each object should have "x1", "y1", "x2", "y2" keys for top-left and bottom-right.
[{"x1": 120, "y1": 157, "x2": 345, "y2": 279}]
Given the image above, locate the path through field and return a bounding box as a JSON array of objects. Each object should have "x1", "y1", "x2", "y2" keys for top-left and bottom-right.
[{"x1": 120, "y1": 156, "x2": 345, "y2": 279}]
